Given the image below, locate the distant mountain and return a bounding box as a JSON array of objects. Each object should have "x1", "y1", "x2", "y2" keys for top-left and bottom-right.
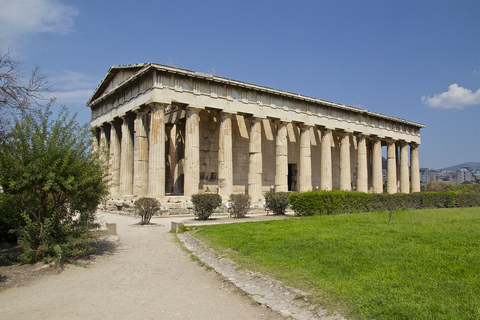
[{"x1": 440, "y1": 162, "x2": 480, "y2": 171}]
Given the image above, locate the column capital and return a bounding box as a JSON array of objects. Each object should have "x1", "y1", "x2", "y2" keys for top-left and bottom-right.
[{"x1": 186, "y1": 106, "x2": 202, "y2": 113}]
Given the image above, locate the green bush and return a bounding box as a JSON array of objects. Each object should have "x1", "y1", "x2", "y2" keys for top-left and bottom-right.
[
  {"x1": 135, "y1": 197, "x2": 161, "y2": 224},
  {"x1": 0, "y1": 106, "x2": 109, "y2": 264},
  {"x1": 264, "y1": 192, "x2": 290, "y2": 215},
  {"x1": 289, "y1": 187, "x2": 480, "y2": 216},
  {"x1": 228, "y1": 193, "x2": 251, "y2": 218},
  {"x1": 0, "y1": 193, "x2": 23, "y2": 243},
  {"x1": 191, "y1": 193, "x2": 222, "y2": 220}
]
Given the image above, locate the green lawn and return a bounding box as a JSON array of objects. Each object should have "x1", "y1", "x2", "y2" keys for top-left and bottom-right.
[{"x1": 193, "y1": 208, "x2": 480, "y2": 320}]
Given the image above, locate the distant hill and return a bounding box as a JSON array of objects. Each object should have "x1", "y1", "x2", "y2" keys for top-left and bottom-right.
[{"x1": 440, "y1": 162, "x2": 480, "y2": 171}]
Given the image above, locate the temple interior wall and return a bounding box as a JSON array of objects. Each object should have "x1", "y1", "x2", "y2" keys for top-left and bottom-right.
[{"x1": 232, "y1": 115, "x2": 249, "y2": 193}]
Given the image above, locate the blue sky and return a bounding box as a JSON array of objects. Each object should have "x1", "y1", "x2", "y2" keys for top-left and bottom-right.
[{"x1": 1, "y1": 0, "x2": 479, "y2": 169}]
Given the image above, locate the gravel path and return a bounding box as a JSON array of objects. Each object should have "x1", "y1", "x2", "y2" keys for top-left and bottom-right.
[{"x1": 0, "y1": 213, "x2": 280, "y2": 320}]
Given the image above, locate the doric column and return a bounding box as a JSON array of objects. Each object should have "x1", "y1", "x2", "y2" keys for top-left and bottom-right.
[
  {"x1": 410, "y1": 143, "x2": 421, "y2": 193},
  {"x1": 339, "y1": 132, "x2": 351, "y2": 191},
  {"x1": 320, "y1": 129, "x2": 332, "y2": 190},
  {"x1": 99, "y1": 124, "x2": 108, "y2": 156},
  {"x1": 148, "y1": 105, "x2": 165, "y2": 198},
  {"x1": 248, "y1": 118, "x2": 263, "y2": 202},
  {"x1": 356, "y1": 134, "x2": 368, "y2": 193},
  {"x1": 400, "y1": 142, "x2": 410, "y2": 193},
  {"x1": 109, "y1": 120, "x2": 121, "y2": 195},
  {"x1": 218, "y1": 112, "x2": 233, "y2": 199},
  {"x1": 372, "y1": 137, "x2": 383, "y2": 193},
  {"x1": 184, "y1": 107, "x2": 200, "y2": 197},
  {"x1": 386, "y1": 140, "x2": 397, "y2": 194},
  {"x1": 275, "y1": 121, "x2": 288, "y2": 192},
  {"x1": 92, "y1": 127, "x2": 100, "y2": 153},
  {"x1": 134, "y1": 111, "x2": 149, "y2": 196},
  {"x1": 120, "y1": 114, "x2": 134, "y2": 195},
  {"x1": 299, "y1": 124, "x2": 312, "y2": 192}
]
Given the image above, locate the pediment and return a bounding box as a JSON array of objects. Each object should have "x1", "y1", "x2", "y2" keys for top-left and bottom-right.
[{"x1": 87, "y1": 63, "x2": 150, "y2": 106}]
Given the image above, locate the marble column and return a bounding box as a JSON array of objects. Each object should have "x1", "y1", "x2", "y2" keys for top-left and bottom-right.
[
  {"x1": 99, "y1": 125, "x2": 108, "y2": 156},
  {"x1": 386, "y1": 140, "x2": 397, "y2": 194},
  {"x1": 184, "y1": 107, "x2": 200, "y2": 197},
  {"x1": 134, "y1": 111, "x2": 149, "y2": 196},
  {"x1": 339, "y1": 132, "x2": 351, "y2": 191},
  {"x1": 274, "y1": 121, "x2": 288, "y2": 192},
  {"x1": 320, "y1": 129, "x2": 332, "y2": 190},
  {"x1": 218, "y1": 112, "x2": 233, "y2": 199},
  {"x1": 109, "y1": 120, "x2": 121, "y2": 195},
  {"x1": 92, "y1": 127, "x2": 100, "y2": 152},
  {"x1": 410, "y1": 143, "x2": 421, "y2": 193},
  {"x1": 120, "y1": 114, "x2": 134, "y2": 195},
  {"x1": 372, "y1": 137, "x2": 383, "y2": 193},
  {"x1": 299, "y1": 124, "x2": 312, "y2": 192},
  {"x1": 399, "y1": 142, "x2": 410, "y2": 193},
  {"x1": 248, "y1": 118, "x2": 263, "y2": 201},
  {"x1": 356, "y1": 134, "x2": 368, "y2": 193},
  {"x1": 148, "y1": 105, "x2": 165, "y2": 198}
]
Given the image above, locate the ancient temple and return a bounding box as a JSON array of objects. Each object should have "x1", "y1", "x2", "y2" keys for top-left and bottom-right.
[{"x1": 87, "y1": 63, "x2": 424, "y2": 207}]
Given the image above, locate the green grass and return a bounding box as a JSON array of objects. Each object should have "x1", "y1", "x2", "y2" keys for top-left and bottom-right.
[{"x1": 193, "y1": 208, "x2": 480, "y2": 320}]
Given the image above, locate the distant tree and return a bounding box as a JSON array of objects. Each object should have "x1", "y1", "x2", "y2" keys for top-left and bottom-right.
[
  {"x1": 425, "y1": 181, "x2": 453, "y2": 192},
  {"x1": 0, "y1": 106, "x2": 109, "y2": 263}
]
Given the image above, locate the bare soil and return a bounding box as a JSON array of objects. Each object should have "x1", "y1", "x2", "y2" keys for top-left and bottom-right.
[{"x1": 0, "y1": 213, "x2": 281, "y2": 319}]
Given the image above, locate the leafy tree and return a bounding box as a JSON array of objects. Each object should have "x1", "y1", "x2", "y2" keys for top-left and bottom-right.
[
  {"x1": 0, "y1": 105, "x2": 109, "y2": 263},
  {"x1": 425, "y1": 181, "x2": 453, "y2": 192}
]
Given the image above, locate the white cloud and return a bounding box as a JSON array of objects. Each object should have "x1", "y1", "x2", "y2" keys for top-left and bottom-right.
[
  {"x1": 48, "y1": 89, "x2": 94, "y2": 106},
  {"x1": 0, "y1": 0, "x2": 78, "y2": 42},
  {"x1": 46, "y1": 70, "x2": 98, "y2": 106},
  {"x1": 421, "y1": 84, "x2": 480, "y2": 110}
]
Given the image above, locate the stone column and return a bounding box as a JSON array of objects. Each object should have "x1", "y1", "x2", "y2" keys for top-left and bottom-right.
[
  {"x1": 356, "y1": 134, "x2": 368, "y2": 193},
  {"x1": 372, "y1": 137, "x2": 383, "y2": 193},
  {"x1": 92, "y1": 127, "x2": 100, "y2": 153},
  {"x1": 148, "y1": 105, "x2": 165, "y2": 198},
  {"x1": 99, "y1": 125, "x2": 108, "y2": 156},
  {"x1": 275, "y1": 121, "x2": 288, "y2": 192},
  {"x1": 399, "y1": 142, "x2": 410, "y2": 193},
  {"x1": 134, "y1": 111, "x2": 149, "y2": 196},
  {"x1": 299, "y1": 124, "x2": 312, "y2": 192},
  {"x1": 184, "y1": 107, "x2": 200, "y2": 197},
  {"x1": 218, "y1": 112, "x2": 233, "y2": 199},
  {"x1": 109, "y1": 120, "x2": 121, "y2": 195},
  {"x1": 386, "y1": 140, "x2": 397, "y2": 194},
  {"x1": 248, "y1": 118, "x2": 263, "y2": 202},
  {"x1": 120, "y1": 114, "x2": 134, "y2": 195},
  {"x1": 320, "y1": 129, "x2": 332, "y2": 190},
  {"x1": 339, "y1": 132, "x2": 351, "y2": 191},
  {"x1": 410, "y1": 143, "x2": 421, "y2": 193}
]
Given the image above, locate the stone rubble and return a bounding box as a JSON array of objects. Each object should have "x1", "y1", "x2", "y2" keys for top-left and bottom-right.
[{"x1": 177, "y1": 233, "x2": 345, "y2": 320}]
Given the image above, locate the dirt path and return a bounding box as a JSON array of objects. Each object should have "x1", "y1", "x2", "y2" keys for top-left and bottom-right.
[{"x1": 0, "y1": 213, "x2": 281, "y2": 319}]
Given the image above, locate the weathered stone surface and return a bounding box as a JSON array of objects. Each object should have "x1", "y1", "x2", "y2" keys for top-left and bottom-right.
[{"x1": 87, "y1": 63, "x2": 424, "y2": 203}]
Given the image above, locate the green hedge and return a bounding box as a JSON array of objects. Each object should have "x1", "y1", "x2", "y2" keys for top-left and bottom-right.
[{"x1": 288, "y1": 189, "x2": 480, "y2": 216}]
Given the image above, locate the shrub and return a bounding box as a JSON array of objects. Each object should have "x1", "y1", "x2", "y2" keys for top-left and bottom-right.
[
  {"x1": 289, "y1": 189, "x2": 480, "y2": 216},
  {"x1": 0, "y1": 193, "x2": 23, "y2": 243},
  {"x1": 228, "y1": 193, "x2": 251, "y2": 218},
  {"x1": 0, "y1": 106, "x2": 109, "y2": 263},
  {"x1": 264, "y1": 192, "x2": 290, "y2": 215},
  {"x1": 135, "y1": 197, "x2": 161, "y2": 225},
  {"x1": 191, "y1": 193, "x2": 222, "y2": 220}
]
